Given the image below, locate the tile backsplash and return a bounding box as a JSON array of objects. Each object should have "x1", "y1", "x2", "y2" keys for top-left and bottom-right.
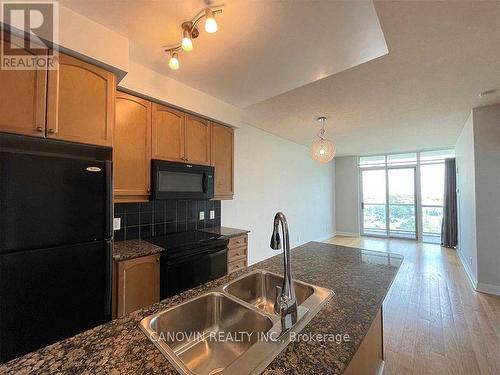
[{"x1": 114, "y1": 200, "x2": 221, "y2": 241}]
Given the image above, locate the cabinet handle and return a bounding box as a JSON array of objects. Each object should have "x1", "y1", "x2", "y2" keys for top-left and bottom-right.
[
  {"x1": 48, "y1": 128, "x2": 56, "y2": 134},
  {"x1": 36, "y1": 126, "x2": 43, "y2": 132}
]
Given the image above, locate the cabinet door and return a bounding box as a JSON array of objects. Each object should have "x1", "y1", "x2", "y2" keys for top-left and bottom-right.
[
  {"x1": 185, "y1": 115, "x2": 211, "y2": 165},
  {"x1": 114, "y1": 92, "x2": 151, "y2": 201},
  {"x1": 116, "y1": 254, "x2": 160, "y2": 317},
  {"x1": 0, "y1": 33, "x2": 47, "y2": 137},
  {"x1": 151, "y1": 103, "x2": 185, "y2": 162},
  {"x1": 46, "y1": 53, "x2": 115, "y2": 146},
  {"x1": 211, "y1": 123, "x2": 234, "y2": 199}
]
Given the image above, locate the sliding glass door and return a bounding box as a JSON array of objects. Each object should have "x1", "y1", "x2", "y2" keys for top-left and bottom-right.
[
  {"x1": 420, "y1": 163, "x2": 445, "y2": 243},
  {"x1": 359, "y1": 149, "x2": 454, "y2": 243},
  {"x1": 361, "y1": 167, "x2": 417, "y2": 239},
  {"x1": 361, "y1": 169, "x2": 387, "y2": 236},
  {"x1": 388, "y1": 167, "x2": 416, "y2": 239}
]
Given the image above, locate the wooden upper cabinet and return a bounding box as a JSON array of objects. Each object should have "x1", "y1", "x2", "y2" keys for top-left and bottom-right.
[
  {"x1": 46, "y1": 53, "x2": 115, "y2": 146},
  {"x1": 0, "y1": 33, "x2": 47, "y2": 137},
  {"x1": 151, "y1": 103, "x2": 185, "y2": 162},
  {"x1": 185, "y1": 115, "x2": 211, "y2": 165},
  {"x1": 114, "y1": 92, "x2": 151, "y2": 201},
  {"x1": 211, "y1": 122, "x2": 234, "y2": 199}
]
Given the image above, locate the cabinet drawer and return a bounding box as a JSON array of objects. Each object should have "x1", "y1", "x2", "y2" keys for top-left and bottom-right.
[
  {"x1": 228, "y1": 258, "x2": 247, "y2": 273},
  {"x1": 228, "y1": 235, "x2": 247, "y2": 249},
  {"x1": 228, "y1": 246, "x2": 247, "y2": 262}
]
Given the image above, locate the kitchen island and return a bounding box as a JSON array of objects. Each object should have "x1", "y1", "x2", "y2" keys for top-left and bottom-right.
[{"x1": 0, "y1": 242, "x2": 402, "y2": 374}]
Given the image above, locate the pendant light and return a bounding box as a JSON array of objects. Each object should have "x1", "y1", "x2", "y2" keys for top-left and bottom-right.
[{"x1": 311, "y1": 117, "x2": 336, "y2": 163}]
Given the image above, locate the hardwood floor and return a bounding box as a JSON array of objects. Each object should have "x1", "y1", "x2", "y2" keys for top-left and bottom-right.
[{"x1": 325, "y1": 235, "x2": 500, "y2": 375}]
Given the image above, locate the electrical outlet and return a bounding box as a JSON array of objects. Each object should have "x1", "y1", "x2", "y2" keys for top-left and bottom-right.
[
  {"x1": 210, "y1": 210, "x2": 215, "y2": 219},
  {"x1": 113, "y1": 218, "x2": 121, "y2": 231},
  {"x1": 199, "y1": 211, "x2": 205, "y2": 220}
]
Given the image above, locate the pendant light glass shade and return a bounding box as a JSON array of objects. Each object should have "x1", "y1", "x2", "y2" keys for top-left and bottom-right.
[
  {"x1": 311, "y1": 138, "x2": 336, "y2": 163},
  {"x1": 311, "y1": 117, "x2": 336, "y2": 163}
]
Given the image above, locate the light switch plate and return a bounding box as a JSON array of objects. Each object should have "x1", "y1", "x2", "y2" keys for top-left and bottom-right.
[
  {"x1": 210, "y1": 210, "x2": 215, "y2": 219},
  {"x1": 113, "y1": 218, "x2": 121, "y2": 231},
  {"x1": 199, "y1": 211, "x2": 205, "y2": 220}
]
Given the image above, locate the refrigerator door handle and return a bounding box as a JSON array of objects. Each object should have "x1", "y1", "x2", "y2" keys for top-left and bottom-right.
[{"x1": 105, "y1": 160, "x2": 113, "y2": 240}]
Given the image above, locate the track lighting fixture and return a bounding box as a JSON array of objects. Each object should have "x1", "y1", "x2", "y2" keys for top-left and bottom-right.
[{"x1": 164, "y1": 6, "x2": 223, "y2": 70}]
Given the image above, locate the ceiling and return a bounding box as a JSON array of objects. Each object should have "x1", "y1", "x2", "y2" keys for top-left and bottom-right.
[
  {"x1": 60, "y1": 0, "x2": 388, "y2": 108},
  {"x1": 61, "y1": 0, "x2": 500, "y2": 156}
]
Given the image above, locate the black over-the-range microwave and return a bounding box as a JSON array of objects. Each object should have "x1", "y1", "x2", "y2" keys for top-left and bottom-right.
[{"x1": 151, "y1": 160, "x2": 214, "y2": 200}]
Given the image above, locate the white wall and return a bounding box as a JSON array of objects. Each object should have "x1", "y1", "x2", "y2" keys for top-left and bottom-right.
[
  {"x1": 334, "y1": 156, "x2": 360, "y2": 236},
  {"x1": 455, "y1": 112, "x2": 478, "y2": 284},
  {"x1": 472, "y1": 104, "x2": 500, "y2": 293},
  {"x1": 455, "y1": 104, "x2": 500, "y2": 295},
  {"x1": 221, "y1": 124, "x2": 336, "y2": 265}
]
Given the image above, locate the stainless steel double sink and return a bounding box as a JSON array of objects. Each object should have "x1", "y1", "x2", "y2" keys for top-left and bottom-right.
[{"x1": 139, "y1": 270, "x2": 334, "y2": 375}]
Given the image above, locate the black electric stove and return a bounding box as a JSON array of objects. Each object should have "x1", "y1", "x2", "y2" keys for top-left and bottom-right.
[{"x1": 144, "y1": 231, "x2": 229, "y2": 298}]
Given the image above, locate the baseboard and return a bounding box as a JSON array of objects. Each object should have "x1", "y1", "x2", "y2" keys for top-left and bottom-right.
[
  {"x1": 335, "y1": 231, "x2": 360, "y2": 237},
  {"x1": 457, "y1": 250, "x2": 478, "y2": 290},
  {"x1": 316, "y1": 232, "x2": 336, "y2": 242},
  {"x1": 476, "y1": 282, "x2": 500, "y2": 296}
]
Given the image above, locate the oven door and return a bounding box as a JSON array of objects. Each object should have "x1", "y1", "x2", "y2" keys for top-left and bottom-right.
[
  {"x1": 151, "y1": 160, "x2": 214, "y2": 200},
  {"x1": 160, "y1": 246, "x2": 228, "y2": 299}
]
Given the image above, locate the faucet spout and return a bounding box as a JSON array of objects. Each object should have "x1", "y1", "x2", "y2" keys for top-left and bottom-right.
[{"x1": 270, "y1": 212, "x2": 298, "y2": 333}]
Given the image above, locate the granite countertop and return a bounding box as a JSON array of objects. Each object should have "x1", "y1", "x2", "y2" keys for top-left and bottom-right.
[
  {"x1": 201, "y1": 226, "x2": 250, "y2": 238},
  {"x1": 0, "y1": 242, "x2": 402, "y2": 374},
  {"x1": 113, "y1": 240, "x2": 164, "y2": 261}
]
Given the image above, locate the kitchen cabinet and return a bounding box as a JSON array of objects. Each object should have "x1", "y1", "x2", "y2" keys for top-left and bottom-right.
[
  {"x1": 344, "y1": 308, "x2": 383, "y2": 375},
  {"x1": 152, "y1": 103, "x2": 185, "y2": 162},
  {"x1": 46, "y1": 53, "x2": 115, "y2": 147},
  {"x1": 0, "y1": 32, "x2": 47, "y2": 137},
  {"x1": 114, "y1": 92, "x2": 151, "y2": 202},
  {"x1": 152, "y1": 104, "x2": 211, "y2": 165},
  {"x1": 211, "y1": 122, "x2": 234, "y2": 199},
  {"x1": 227, "y1": 234, "x2": 248, "y2": 273},
  {"x1": 185, "y1": 115, "x2": 211, "y2": 165},
  {"x1": 0, "y1": 40, "x2": 115, "y2": 147},
  {"x1": 116, "y1": 254, "x2": 160, "y2": 317}
]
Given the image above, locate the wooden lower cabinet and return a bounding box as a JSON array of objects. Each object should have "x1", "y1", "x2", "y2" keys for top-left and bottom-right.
[
  {"x1": 114, "y1": 92, "x2": 151, "y2": 202},
  {"x1": 344, "y1": 308, "x2": 383, "y2": 375},
  {"x1": 227, "y1": 234, "x2": 248, "y2": 273},
  {"x1": 115, "y1": 254, "x2": 160, "y2": 317}
]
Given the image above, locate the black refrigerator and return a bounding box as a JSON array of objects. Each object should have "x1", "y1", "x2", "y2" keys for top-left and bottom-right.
[{"x1": 0, "y1": 150, "x2": 113, "y2": 363}]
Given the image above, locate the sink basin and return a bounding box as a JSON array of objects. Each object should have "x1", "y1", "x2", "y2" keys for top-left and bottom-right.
[
  {"x1": 140, "y1": 292, "x2": 273, "y2": 375},
  {"x1": 140, "y1": 271, "x2": 334, "y2": 374},
  {"x1": 223, "y1": 270, "x2": 314, "y2": 315}
]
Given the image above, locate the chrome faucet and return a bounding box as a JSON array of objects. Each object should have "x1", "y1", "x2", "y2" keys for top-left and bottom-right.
[{"x1": 270, "y1": 212, "x2": 298, "y2": 334}]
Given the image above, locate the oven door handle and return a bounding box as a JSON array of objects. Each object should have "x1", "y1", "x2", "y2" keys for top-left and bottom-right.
[{"x1": 166, "y1": 247, "x2": 227, "y2": 264}]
